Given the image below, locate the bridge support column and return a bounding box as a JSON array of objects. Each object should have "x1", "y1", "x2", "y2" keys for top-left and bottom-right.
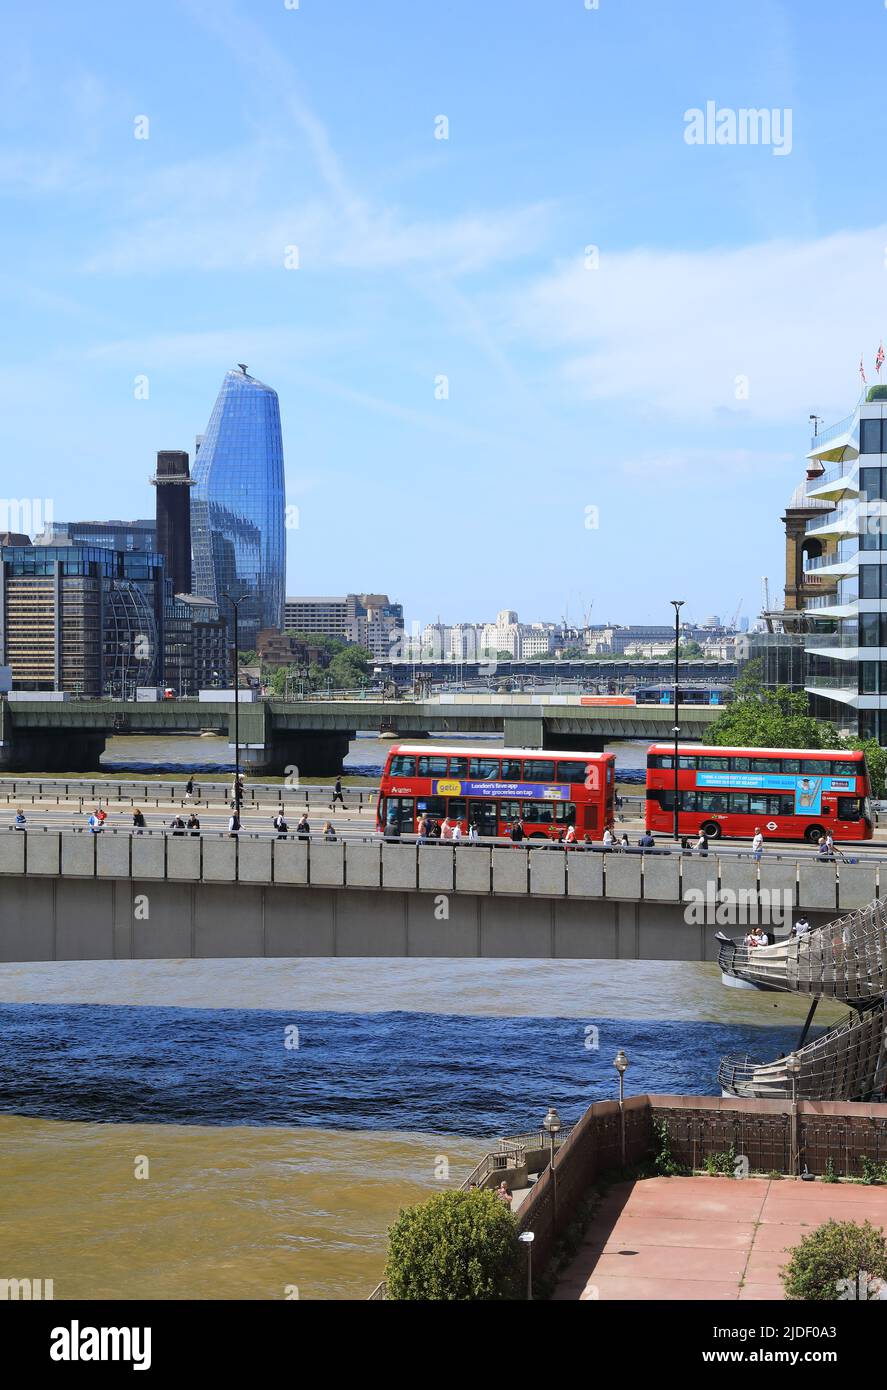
[
  {"x1": 503, "y1": 716, "x2": 544, "y2": 748},
  {"x1": 262, "y1": 731, "x2": 354, "y2": 777},
  {"x1": 542, "y1": 730, "x2": 607, "y2": 752},
  {"x1": 0, "y1": 729, "x2": 108, "y2": 772}
]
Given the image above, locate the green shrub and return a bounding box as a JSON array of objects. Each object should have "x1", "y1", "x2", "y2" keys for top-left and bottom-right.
[
  {"x1": 821, "y1": 1159, "x2": 838, "y2": 1184},
  {"x1": 704, "y1": 1145, "x2": 738, "y2": 1177},
  {"x1": 781, "y1": 1219, "x2": 887, "y2": 1300},
  {"x1": 653, "y1": 1119, "x2": 686, "y2": 1176},
  {"x1": 384, "y1": 1189, "x2": 522, "y2": 1300},
  {"x1": 860, "y1": 1156, "x2": 882, "y2": 1185}
]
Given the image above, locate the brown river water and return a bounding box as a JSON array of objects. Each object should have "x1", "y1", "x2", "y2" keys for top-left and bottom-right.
[{"x1": 0, "y1": 957, "x2": 840, "y2": 1301}]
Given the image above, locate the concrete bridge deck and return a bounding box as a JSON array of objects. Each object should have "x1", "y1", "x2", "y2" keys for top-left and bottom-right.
[{"x1": 0, "y1": 833, "x2": 876, "y2": 963}]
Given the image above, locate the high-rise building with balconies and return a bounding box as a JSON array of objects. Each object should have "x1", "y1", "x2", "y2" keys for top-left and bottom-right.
[{"x1": 801, "y1": 387, "x2": 887, "y2": 737}]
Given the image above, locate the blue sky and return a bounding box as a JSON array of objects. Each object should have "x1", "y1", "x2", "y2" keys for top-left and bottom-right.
[{"x1": 2, "y1": 0, "x2": 885, "y2": 630}]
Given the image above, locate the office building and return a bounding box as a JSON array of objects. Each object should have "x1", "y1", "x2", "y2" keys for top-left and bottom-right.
[
  {"x1": 34, "y1": 520, "x2": 157, "y2": 552},
  {"x1": 163, "y1": 592, "x2": 228, "y2": 694},
  {"x1": 0, "y1": 544, "x2": 165, "y2": 695},
  {"x1": 284, "y1": 593, "x2": 404, "y2": 659},
  {"x1": 191, "y1": 365, "x2": 285, "y2": 649}
]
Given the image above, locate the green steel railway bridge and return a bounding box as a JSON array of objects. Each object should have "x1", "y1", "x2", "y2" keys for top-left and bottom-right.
[{"x1": 0, "y1": 695, "x2": 721, "y2": 773}]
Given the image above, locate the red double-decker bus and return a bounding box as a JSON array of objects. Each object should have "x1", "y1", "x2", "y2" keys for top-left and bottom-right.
[
  {"x1": 645, "y1": 744, "x2": 873, "y2": 844},
  {"x1": 377, "y1": 743, "x2": 616, "y2": 840}
]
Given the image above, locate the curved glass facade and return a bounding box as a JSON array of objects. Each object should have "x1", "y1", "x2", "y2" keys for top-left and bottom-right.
[{"x1": 191, "y1": 367, "x2": 285, "y2": 648}]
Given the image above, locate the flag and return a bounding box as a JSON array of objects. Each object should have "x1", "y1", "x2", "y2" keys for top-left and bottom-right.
[
  {"x1": 860, "y1": 355, "x2": 867, "y2": 384},
  {"x1": 877, "y1": 343, "x2": 885, "y2": 374}
]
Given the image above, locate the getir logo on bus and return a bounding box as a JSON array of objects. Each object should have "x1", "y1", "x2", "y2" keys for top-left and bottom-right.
[{"x1": 436, "y1": 779, "x2": 463, "y2": 796}]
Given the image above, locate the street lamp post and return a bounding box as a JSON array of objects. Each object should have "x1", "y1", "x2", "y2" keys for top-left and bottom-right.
[
  {"x1": 518, "y1": 1230, "x2": 534, "y2": 1300},
  {"x1": 786, "y1": 1051, "x2": 802, "y2": 1176},
  {"x1": 670, "y1": 600, "x2": 685, "y2": 843},
  {"x1": 226, "y1": 593, "x2": 245, "y2": 815},
  {"x1": 614, "y1": 1049, "x2": 629, "y2": 1168},
  {"x1": 543, "y1": 1105, "x2": 562, "y2": 1230}
]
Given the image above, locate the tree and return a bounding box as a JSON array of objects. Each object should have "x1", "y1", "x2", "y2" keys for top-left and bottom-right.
[
  {"x1": 327, "y1": 644, "x2": 372, "y2": 689},
  {"x1": 845, "y1": 737, "x2": 887, "y2": 798},
  {"x1": 665, "y1": 640, "x2": 704, "y2": 659},
  {"x1": 708, "y1": 686, "x2": 844, "y2": 752},
  {"x1": 781, "y1": 1219, "x2": 887, "y2": 1301},
  {"x1": 384, "y1": 1189, "x2": 522, "y2": 1301}
]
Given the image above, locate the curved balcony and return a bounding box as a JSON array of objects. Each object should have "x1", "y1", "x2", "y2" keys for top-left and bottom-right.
[
  {"x1": 717, "y1": 900, "x2": 887, "y2": 1001},
  {"x1": 718, "y1": 1002, "x2": 886, "y2": 1102},
  {"x1": 806, "y1": 463, "x2": 860, "y2": 502}
]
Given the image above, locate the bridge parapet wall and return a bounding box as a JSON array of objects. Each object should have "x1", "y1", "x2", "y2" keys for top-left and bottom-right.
[{"x1": 0, "y1": 835, "x2": 879, "y2": 915}]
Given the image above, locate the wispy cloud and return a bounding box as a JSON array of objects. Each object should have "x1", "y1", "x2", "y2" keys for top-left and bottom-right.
[{"x1": 510, "y1": 227, "x2": 887, "y2": 424}]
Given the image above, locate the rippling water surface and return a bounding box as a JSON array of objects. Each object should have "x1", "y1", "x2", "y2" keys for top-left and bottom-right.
[{"x1": 0, "y1": 956, "x2": 837, "y2": 1299}]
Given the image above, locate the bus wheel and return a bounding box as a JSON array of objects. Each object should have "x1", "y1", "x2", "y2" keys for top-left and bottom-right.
[
  {"x1": 804, "y1": 825, "x2": 824, "y2": 844},
  {"x1": 701, "y1": 822, "x2": 721, "y2": 840},
  {"x1": 529, "y1": 832, "x2": 548, "y2": 840}
]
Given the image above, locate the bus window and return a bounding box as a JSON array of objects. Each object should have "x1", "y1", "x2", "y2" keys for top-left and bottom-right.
[
  {"x1": 500, "y1": 799, "x2": 522, "y2": 821},
  {"x1": 469, "y1": 758, "x2": 500, "y2": 780},
  {"x1": 524, "y1": 759, "x2": 555, "y2": 781},
  {"x1": 446, "y1": 798, "x2": 467, "y2": 821},
  {"x1": 417, "y1": 755, "x2": 448, "y2": 777},
  {"x1": 832, "y1": 761, "x2": 862, "y2": 777},
  {"x1": 800, "y1": 759, "x2": 830, "y2": 775},
  {"x1": 748, "y1": 758, "x2": 778, "y2": 774},
  {"x1": 698, "y1": 791, "x2": 729, "y2": 813},
  {"x1": 837, "y1": 797, "x2": 862, "y2": 821},
  {"x1": 556, "y1": 761, "x2": 582, "y2": 783},
  {"x1": 731, "y1": 757, "x2": 750, "y2": 771},
  {"x1": 417, "y1": 796, "x2": 446, "y2": 817},
  {"x1": 697, "y1": 757, "x2": 724, "y2": 771},
  {"x1": 555, "y1": 802, "x2": 577, "y2": 824},
  {"x1": 448, "y1": 757, "x2": 468, "y2": 776},
  {"x1": 501, "y1": 759, "x2": 523, "y2": 778},
  {"x1": 521, "y1": 801, "x2": 555, "y2": 823},
  {"x1": 389, "y1": 755, "x2": 416, "y2": 776}
]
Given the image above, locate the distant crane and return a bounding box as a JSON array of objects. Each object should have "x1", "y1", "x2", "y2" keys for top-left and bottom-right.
[
  {"x1": 728, "y1": 598, "x2": 743, "y2": 630},
  {"x1": 761, "y1": 576, "x2": 771, "y2": 612}
]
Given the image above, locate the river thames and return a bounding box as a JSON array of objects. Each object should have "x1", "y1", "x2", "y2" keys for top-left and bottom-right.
[
  {"x1": 0, "y1": 731, "x2": 837, "y2": 1299},
  {"x1": 0, "y1": 956, "x2": 840, "y2": 1300}
]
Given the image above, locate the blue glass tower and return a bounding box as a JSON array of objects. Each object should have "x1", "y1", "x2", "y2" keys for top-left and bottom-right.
[{"x1": 191, "y1": 366, "x2": 285, "y2": 650}]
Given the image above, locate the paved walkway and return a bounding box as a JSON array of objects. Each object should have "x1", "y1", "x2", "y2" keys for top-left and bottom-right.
[{"x1": 553, "y1": 1175, "x2": 887, "y2": 1300}]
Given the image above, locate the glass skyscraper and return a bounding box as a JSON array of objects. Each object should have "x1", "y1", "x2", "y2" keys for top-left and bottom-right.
[{"x1": 191, "y1": 366, "x2": 285, "y2": 648}]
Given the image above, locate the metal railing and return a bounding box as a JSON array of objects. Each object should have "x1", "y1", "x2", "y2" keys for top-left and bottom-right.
[
  {"x1": 806, "y1": 462, "x2": 858, "y2": 492},
  {"x1": 810, "y1": 411, "x2": 857, "y2": 451}
]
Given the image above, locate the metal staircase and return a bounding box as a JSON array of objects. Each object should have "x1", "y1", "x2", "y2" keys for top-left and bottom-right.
[{"x1": 717, "y1": 901, "x2": 887, "y2": 1102}]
